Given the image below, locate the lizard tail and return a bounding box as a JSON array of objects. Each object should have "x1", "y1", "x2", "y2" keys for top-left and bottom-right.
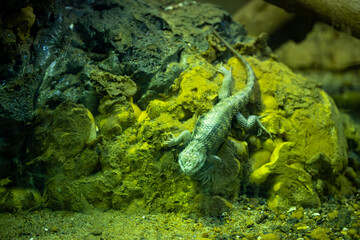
[{"x1": 211, "y1": 27, "x2": 255, "y2": 104}]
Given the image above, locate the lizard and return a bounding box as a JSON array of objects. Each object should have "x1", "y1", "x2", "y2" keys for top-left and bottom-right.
[{"x1": 165, "y1": 28, "x2": 271, "y2": 179}]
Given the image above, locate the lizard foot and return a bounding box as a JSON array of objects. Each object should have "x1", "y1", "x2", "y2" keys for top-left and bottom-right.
[
  {"x1": 235, "y1": 112, "x2": 272, "y2": 138},
  {"x1": 198, "y1": 165, "x2": 215, "y2": 184},
  {"x1": 255, "y1": 115, "x2": 272, "y2": 138},
  {"x1": 163, "y1": 130, "x2": 191, "y2": 147},
  {"x1": 197, "y1": 155, "x2": 222, "y2": 184},
  {"x1": 163, "y1": 132, "x2": 177, "y2": 147}
]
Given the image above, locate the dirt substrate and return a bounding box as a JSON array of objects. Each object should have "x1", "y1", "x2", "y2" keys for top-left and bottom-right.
[{"x1": 1, "y1": 195, "x2": 360, "y2": 240}]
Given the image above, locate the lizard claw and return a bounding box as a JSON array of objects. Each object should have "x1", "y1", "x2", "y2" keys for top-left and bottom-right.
[
  {"x1": 198, "y1": 168, "x2": 213, "y2": 184},
  {"x1": 255, "y1": 115, "x2": 272, "y2": 138},
  {"x1": 163, "y1": 130, "x2": 191, "y2": 148},
  {"x1": 163, "y1": 132, "x2": 176, "y2": 147}
]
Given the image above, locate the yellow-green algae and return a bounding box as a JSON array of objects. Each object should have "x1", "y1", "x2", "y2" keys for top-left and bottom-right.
[
  {"x1": 8, "y1": 46, "x2": 352, "y2": 214},
  {"x1": 0, "y1": 187, "x2": 41, "y2": 212},
  {"x1": 246, "y1": 57, "x2": 348, "y2": 210},
  {"x1": 98, "y1": 53, "x2": 349, "y2": 213},
  {"x1": 90, "y1": 70, "x2": 137, "y2": 98}
]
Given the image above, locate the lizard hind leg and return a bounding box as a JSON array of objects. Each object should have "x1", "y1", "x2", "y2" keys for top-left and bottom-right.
[{"x1": 234, "y1": 112, "x2": 272, "y2": 138}]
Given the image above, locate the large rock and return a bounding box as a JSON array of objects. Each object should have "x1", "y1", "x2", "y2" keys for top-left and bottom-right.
[
  {"x1": 0, "y1": 0, "x2": 353, "y2": 213},
  {"x1": 97, "y1": 53, "x2": 350, "y2": 213}
]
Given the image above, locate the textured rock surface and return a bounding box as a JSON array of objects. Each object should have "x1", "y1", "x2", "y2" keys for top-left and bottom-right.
[
  {"x1": 246, "y1": 57, "x2": 348, "y2": 210},
  {"x1": 38, "y1": 53, "x2": 349, "y2": 213},
  {"x1": 275, "y1": 23, "x2": 360, "y2": 114},
  {"x1": 0, "y1": 0, "x2": 354, "y2": 214}
]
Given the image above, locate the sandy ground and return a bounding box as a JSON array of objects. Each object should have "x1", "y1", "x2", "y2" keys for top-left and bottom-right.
[{"x1": 1, "y1": 196, "x2": 359, "y2": 240}]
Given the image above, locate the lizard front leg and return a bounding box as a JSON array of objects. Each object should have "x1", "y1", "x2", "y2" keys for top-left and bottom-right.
[
  {"x1": 198, "y1": 154, "x2": 222, "y2": 184},
  {"x1": 164, "y1": 130, "x2": 191, "y2": 147},
  {"x1": 218, "y1": 65, "x2": 233, "y2": 101}
]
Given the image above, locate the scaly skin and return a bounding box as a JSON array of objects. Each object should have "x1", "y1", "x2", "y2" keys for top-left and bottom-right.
[
  {"x1": 166, "y1": 29, "x2": 257, "y2": 176},
  {"x1": 178, "y1": 62, "x2": 254, "y2": 175}
]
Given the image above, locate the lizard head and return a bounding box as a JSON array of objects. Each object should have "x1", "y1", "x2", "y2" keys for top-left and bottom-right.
[{"x1": 178, "y1": 142, "x2": 207, "y2": 176}]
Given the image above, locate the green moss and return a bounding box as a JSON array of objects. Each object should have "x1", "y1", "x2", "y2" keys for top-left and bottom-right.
[
  {"x1": 30, "y1": 44, "x2": 351, "y2": 214},
  {"x1": 30, "y1": 101, "x2": 100, "y2": 177},
  {"x1": 0, "y1": 188, "x2": 41, "y2": 212},
  {"x1": 97, "y1": 96, "x2": 136, "y2": 140}
]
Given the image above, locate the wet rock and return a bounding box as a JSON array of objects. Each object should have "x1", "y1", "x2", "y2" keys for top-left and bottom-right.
[
  {"x1": 45, "y1": 169, "x2": 122, "y2": 211},
  {"x1": 28, "y1": 101, "x2": 99, "y2": 183},
  {"x1": 1, "y1": 0, "x2": 353, "y2": 215},
  {"x1": 35, "y1": 47, "x2": 97, "y2": 112},
  {"x1": 0, "y1": 187, "x2": 41, "y2": 212},
  {"x1": 0, "y1": 73, "x2": 39, "y2": 122},
  {"x1": 245, "y1": 56, "x2": 348, "y2": 211},
  {"x1": 90, "y1": 71, "x2": 137, "y2": 98},
  {"x1": 41, "y1": 52, "x2": 350, "y2": 213},
  {"x1": 96, "y1": 96, "x2": 137, "y2": 140},
  {"x1": 3, "y1": 6, "x2": 35, "y2": 41},
  {"x1": 202, "y1": 195, "x2": 233, "y2": 217},
  {"x1": 203, "y1": 137, "x2": 246, "y2": 198}
]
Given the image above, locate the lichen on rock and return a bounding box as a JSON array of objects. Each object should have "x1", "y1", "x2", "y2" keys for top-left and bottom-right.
[
  {"x1": 27, "y1": 50, "x2": 351, "y2": 214},
  {"x1": 246, "y1": 58, "x2": 349, "y2": 211},
  {"x1": 95, "y1": 50, "x2": 351, "y2": 213},
  {"x1": 90, "y1": 71, "x2": 137, "y2": 98},
  {"x1": 4, "y1": 0, "x2": 354, "y2": 215}
]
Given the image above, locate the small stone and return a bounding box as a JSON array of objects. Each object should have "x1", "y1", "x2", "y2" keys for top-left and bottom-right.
[
  {"x1": 294, "y1": 222, "x2": 308, "y2": 231},
  {"x1": 348, "y1": 228, "x2": 358, "y2": 237},
  {"x1": 90, "y1": 227, "x2": 103, "y2": 236},
  {"x1": 50, "y1": 225, "x2": 59, "y2": 233},
  {"x1": 261, "y1": 233, "x2": 281, "y2": 240},
  {"x1": 353, "y1": 203, "x2": 360, "y2": 210},
  {"x1": 327, "y1": 210, "x2": 338, "y2": 220},
  {"x1": 310, "y1": 227, "x2": 330, "y2": 240},
  {"x1": 312, "y1": 212, "x2": 320, "y2": 217},
  {"x1": 256, "y1": 214, "x2": 268, "y2": 224},
  {"x1": 291, "y1": 210, "x2": 303, "y2": 219},
  {"x1": 246, "y1": 220, "x2": 254, "y2": 228}
]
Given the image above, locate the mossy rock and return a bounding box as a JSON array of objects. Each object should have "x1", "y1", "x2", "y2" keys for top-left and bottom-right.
[
  {"x1": 0, "y1": 187, "x2": 41, "y2": 212},
  {"x1": 38, "y1": 56, "x2": 350, "y2": 214},
  {"x1": 29, "y1": 101, "x2": 99, "y2": 178},
  {"x1": 23, "y1": 1, "x2": 351, "y2": 214}
]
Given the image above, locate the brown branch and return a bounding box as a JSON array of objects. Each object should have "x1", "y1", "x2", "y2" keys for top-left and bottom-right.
[{"x1": 264, "y1": 0, "x2": 360, "y2": 39}]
